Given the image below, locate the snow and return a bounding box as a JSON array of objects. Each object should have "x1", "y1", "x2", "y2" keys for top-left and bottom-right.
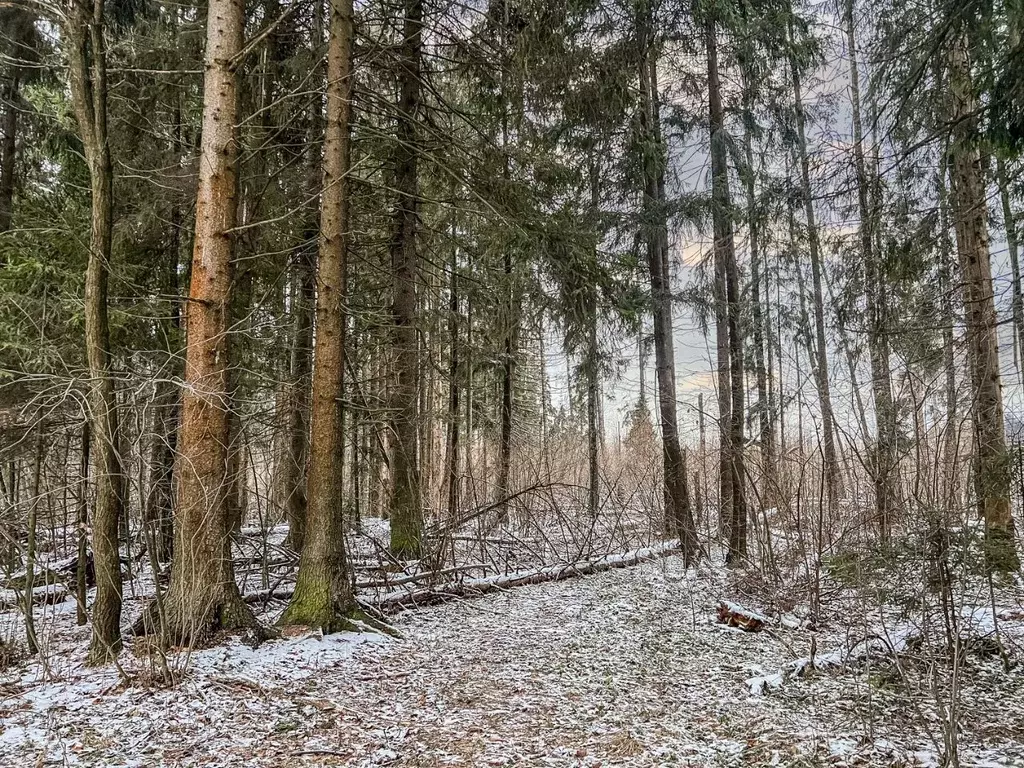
[{"x1": 2, "y1": 553, "x2": 1023, "y2": 767}]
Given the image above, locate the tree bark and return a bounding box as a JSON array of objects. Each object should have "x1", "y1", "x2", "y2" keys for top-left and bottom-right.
[
  {"x1": 389, "y1": 0, "x2": 424, "y2": 560},
  {"x1": 638, "y1": 35, "x2": 698, "y2": 562},
  {"x1": 947, "y1": 31, "x2": 1020, "y2": 572},
  {"x1": 845, "y1": 0, "x2": 896, "y2": 545},
  {"x1": 280, "y1": 0, "x2": 360, "y2": 629},
  {"x1": 708, "y1": 21, "x2": 747, "y2": 562},
  {"x1": 147, "y1": 0, "x2": 257, "y2": 644},
  {"x1": 67, "y1": 0, "x2": 124, "y2": 664}
]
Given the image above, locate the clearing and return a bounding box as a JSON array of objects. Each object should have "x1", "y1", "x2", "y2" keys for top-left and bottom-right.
[{"x1": 2, "y1": 551, "x2": 1023, "y2": 767}]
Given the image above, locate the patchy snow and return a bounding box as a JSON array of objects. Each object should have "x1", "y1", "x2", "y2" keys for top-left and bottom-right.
[{"x1": 2, "y1": 554, "x2": 1023, "y2": 767}]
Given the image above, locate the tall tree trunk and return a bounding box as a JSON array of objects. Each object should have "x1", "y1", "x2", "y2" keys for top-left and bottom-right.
[
  {"x1": 639, "y1": 37, "x2": 698, "y2": 561},
  {"x1": 143, "y1": 179, "x2": 183, "y2": 568},
  {"x1": 67, "y1": 0, "x2": 124, "y2": 664},
  {"x1": 743, "y1": 116, "x2": 775, "y2": 508},
  {"x1": 586, "y1": 162, "x2": 600, "y2": 519},
  {"x1": 708, "y1": 21, "x2": 747, "y2": 561},
  {"x1": 790, "y1": 27, "x2": 840, "y2": 506},
  {"x1": 389, "y1": 0, "x2": 424, "y2": 560},
  {"x1": 282, "y1": 259, "x2": 313, "y2": 551},
  {"x1": 145, "y1": 0, "x2": 257, "y2": 644},
  {"x1": 845, "y1": 0, "x2": 895, "y2": 544},
  {"x1": 947, "y1": 31, "x2": 1020, "y2": 572},
  {"x1": 445, "y1": 242, "x2": 461, "y2": 524},
  {"x1": 280, "y1": 0, "x2": 359, "y2": 628}
]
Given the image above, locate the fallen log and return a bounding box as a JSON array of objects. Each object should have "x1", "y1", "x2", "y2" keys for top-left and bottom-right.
[
  {"x1": 244, "y1": 584, "x2": 296, "y2": 604},
  {"x1": 374, "y1": 540, "x2": 681, "y2": 613},
  {"x1": 717, "y1": 600, "x2": 768, "y2": 632},
  {"x1": 0, "y1": 583, "x2": 69, "y2": 610},
  {"x1": 746, "y1": 628, "x2": 919, "y2": 695}
]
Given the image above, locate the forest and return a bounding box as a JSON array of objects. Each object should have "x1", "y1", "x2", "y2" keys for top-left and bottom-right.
[{"x1": 1, "y1": 0, "x2": 1024, "y2": 764}]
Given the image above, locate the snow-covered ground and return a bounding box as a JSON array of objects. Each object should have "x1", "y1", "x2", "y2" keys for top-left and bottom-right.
[{"x1": 2, "y1": 555, "x2": 1023, "y2": 767}]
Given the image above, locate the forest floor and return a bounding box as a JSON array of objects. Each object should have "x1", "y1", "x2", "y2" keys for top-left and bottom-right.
[{"x1": 1, "y1": 529, "x2": 1024, "y2": 767}]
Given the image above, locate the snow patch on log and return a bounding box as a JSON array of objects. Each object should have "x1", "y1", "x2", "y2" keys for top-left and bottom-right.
[
  {"x1": 746, "y1": 624, "x2": 919, "y2": 695},
  {"x1": 716, "y1": 600, "x2": 769, "y2": 631},
  {"x1": 0, "y1": 583, "x2": 69, "y2": 610}
]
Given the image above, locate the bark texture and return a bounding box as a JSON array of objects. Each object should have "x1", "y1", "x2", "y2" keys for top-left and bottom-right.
[
  {"x1": 947, "y1": 31, "x2": 1020, "y2": 572},
  {"x1": 279, "y1": 0, "x2": 361, "y2": 631},
  {"x1": 708, "y1": 21, "x2": 747, "y2": 562},
  {"x1": 389, "y1": 0, "x2": 425, "y2": 560},
  {"x1": 638, "y1": 34, "x2": 698, "y2": 563},
  {"x1": 67, "y1": 0, "x2": 124, "y2": 664},
  {"x1": 845, "y1": 0, "x2": 896, "y2": 543},
  {"x1": 151, "y1": 0, "x2": 257, "y2": 644}
]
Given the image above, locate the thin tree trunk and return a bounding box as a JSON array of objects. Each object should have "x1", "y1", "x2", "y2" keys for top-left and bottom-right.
[
  {"x1": 76, "y1": 422, "x2": 89, "y2": 626},
  {"x1": 445, "y1": 242, "x2": 461, "y2": 524},
  {"x1": 708, "y1": 21, "x2": 746, "y2": 561},
  {"x1": 23, "y1": 433, "x2": 43, "y2": 655},
  {"x1": 143, "y1": 383, "x2": 176, "y2": 567},
  {"x1": 639, "y1": 35, "x2": 697, "y2": 561},
  {"x1": 282, "y1": 258, "x2": 313, "y2": 551},
  {"x1": 587, "y1": 163, "x2": 600, "y2": 519},
  {"x1": 67, "y1": 0, "x2": 124, "y2": 664},
  {"x1": 225, "y1": 263, "x2": 252, "y2": 535},
  {"x1": 743, "y1": 115, "x2": 775, "y2": 508},
  {"x1": 586, "y1": 299, "x2": 600, "y2": 518},
  {"x1": 937, "y1": 148, "x2": 959, "y2": 509},
  {"x1": 845, "y1": 0, "x2": 895, "y2": 544},
  {"x1": 389, "y1": 0, "x2": 424, "y2": 560},
  {"x1": 790, "y1": 29, "x2": 839, "y2": 505}
]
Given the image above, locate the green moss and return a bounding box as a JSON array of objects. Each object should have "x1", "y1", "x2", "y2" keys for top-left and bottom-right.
[
  {"x1": 278, "y1": 577, "x2": 399, "y2": 637},
  {"x1": 389, "y1": 517, "x2": 422, "y2": 561}
]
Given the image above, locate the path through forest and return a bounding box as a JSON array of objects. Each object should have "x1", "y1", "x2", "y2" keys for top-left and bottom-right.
[{"x1": 1, "y1": 556, "x2": 1022, "y2": 767}]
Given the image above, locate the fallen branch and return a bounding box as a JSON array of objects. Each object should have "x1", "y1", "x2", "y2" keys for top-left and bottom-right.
[{"x1": 355, "y1": 563, "x2": 490, "y2": 589}]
